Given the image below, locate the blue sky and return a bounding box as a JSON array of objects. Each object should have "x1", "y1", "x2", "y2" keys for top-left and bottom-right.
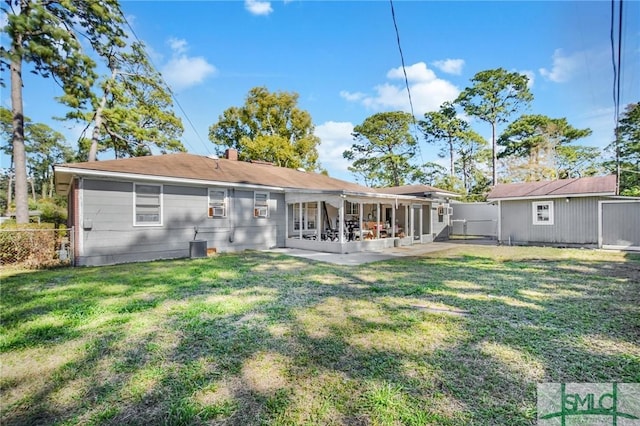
[{"x1": 2, "y1": 1, "x2": 639, "y2": 182}]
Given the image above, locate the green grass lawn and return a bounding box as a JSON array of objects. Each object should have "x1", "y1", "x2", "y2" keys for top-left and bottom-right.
[{"x1": 1, "y1": 246, "x2": 639, "y2": 425}]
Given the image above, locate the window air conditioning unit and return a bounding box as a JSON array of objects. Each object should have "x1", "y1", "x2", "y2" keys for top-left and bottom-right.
[
  {"x1": 254, "y1": 207, "x2": 268, "y2": 218},
  {"x1": 209, "y1": 207, "x2": 225, "y2": 217}
]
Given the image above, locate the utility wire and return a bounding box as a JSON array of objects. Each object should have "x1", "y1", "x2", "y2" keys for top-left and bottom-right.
[
  {"x1": 610, "y1": 0, "x2": 624, "y2": 193},
  {"x1": 120, "y1": 12, "x2": 213, "y2": 156},
  {"x1": 389, "y1": 0, "x2": 424, "y2": 166}
]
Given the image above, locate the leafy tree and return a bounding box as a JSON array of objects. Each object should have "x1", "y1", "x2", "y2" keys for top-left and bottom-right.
[
  {"x1": 610, "y1": 102, "x2": 640, "y2": 196},
  {"x1": 456, "y1": 68, "x2": 533, "y2": 185},
  {"x1": 419, "y1": 101, "x2": 484, "y2": 178},
  {"x1": 209, "y1": 87, "x2": 320, "y2": 170},
  {"x1": 497, "y1": 114, "x2": 592, "y2": 181},
  {"x1": 410, "y1": 162, "x2": 448, "y2": 186},
  {"x1": 456, "y1": 136, "x2": 491, "y2": 197},
  {"x1": 1, "y1": 0, "x2": 126, "y2": 223},
  {"x1": 343, "y1": 111, "x2": 417, "y2": 187},
  {"x1": 80, "y1": 42, "x2": 184, "y2": 161},
  {"x1": 556, "y1": 145, "x2": 602, "y2": 179},
  {"x1": 1, "y1": 107, "x2": 74, "y2": 202}
]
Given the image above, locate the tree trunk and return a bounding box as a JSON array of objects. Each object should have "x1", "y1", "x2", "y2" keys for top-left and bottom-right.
[
  {"x1": 448, "y1": 138, "x2": 454, "y2": 177},
  {"x1": 491, "y1": 121, "x2": 497, "y2": 185},
  {"x1": 89, "y1": 68, "x2": 116, "y2": 162},
  {"x1": 88, "y1": 93, "x2": 107, "y2": 162},
  {"x1": 6, "y1": 172, "x2": 12, "y2": 215},
  {"x1": 11, "y1": 36, "x2": 28, "y2": 224},
  {"x1": 48, "y1": 174, "x2": 54, "y2": 198},
  {"x1": 29, "y1": 178, "x2": 36, "y2": 201}
]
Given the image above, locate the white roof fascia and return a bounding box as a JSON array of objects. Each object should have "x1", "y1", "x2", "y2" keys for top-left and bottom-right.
[
  {"x1": 54, "y1": 166, "x2": 286, "y2": 192},
  {"x1": 427, "y1": 191, "x2": 461, "y2": 198},
  {"x1": 487, "y1": 192, "x2": 616, "y2": 202},
  {"x1": 283, "y1": 188, "x2": 423, "y2": 202}
]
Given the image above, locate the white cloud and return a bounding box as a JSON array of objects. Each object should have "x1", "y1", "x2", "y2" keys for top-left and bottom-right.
[
  {"x1": 339, "y1": 91, "x2": 365, "y2": 102},
  {"x1": 432, "y1": 58, "x2": 465, "y2": 75},
  {"x1": 315, "y1": 121, "x2": 354, "y2": 176},
  {"x1": 540, "y1": 49, "x2": 580, "y2": 83},
  {"x1": 343, "y1": 62, "x2": 459, "y2": 115},
  {"x1": 161, "y1": 38, "x2": 216, "y2": 91},
  {"x1": 245, "y1": 0, "x2": 273, "y2": 16},
  {"x1": 519, "y1": 69, "x2": 536, "y2": 88},
  {"x1": 168, "y1": 37, "x2": 188, "y2": 55},
  {"x1": 386, "y1": 62, "x2": 436, "y2": 82}
]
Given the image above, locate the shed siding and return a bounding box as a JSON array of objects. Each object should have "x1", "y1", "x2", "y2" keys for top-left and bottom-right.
[
  {"x1": 79, "y1": 178, "x2": 284, "y2": 266},
  {"x1": 499, "y1": 197, "x2": 604, "y2": 246},
  {"x1": 601, "y1": 202, "x2": 640, "y2": 247}
]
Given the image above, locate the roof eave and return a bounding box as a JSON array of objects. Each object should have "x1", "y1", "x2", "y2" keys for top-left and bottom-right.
[
  {"x1": 487, "y1": 192, "x2": 617, "y2": 202},
  {"x1": 285, "y1": 188, "x2": 425, "y2": 201},
  {"x1": 53, "y1": 166, "x2": 287, "y2": 192}
]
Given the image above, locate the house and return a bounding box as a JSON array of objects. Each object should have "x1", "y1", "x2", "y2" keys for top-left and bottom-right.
[
  {"x1": 374, "y1": 184, "x2": 460, "y2": 240},
  {"x1": 54, "y1": 150, "x2": 448, "y2": 266},
  {"x1": 487, "y1": 175, "x2": 640, "y2": 249}
]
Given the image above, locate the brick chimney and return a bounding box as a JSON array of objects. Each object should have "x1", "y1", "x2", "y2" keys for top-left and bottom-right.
[{"x1": 224, "y1": 148, "x2": 238, "y2": 161}]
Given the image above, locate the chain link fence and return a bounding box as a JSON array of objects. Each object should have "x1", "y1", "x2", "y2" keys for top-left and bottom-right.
[{"x1": 0, "y1": 226, "x2": 74, "y2": 269}]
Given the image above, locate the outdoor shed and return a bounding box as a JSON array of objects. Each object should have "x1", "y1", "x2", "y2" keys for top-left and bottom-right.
[
  {"x1": 487, "y1": 175, "x2": 640, "y2": 249},
  {"x1": 54, "y1": 151, "x2": 444, "y2": 266}
]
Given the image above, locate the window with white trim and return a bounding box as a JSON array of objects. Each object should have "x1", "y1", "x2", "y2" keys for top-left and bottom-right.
[
  {"x1": 134, "y1": 183, "x2": 162, "y2": 225},
  {"x1": 208, "y1": 189, "x2": 227, "y2": 218},
  {"x1": 254, "y1": 192, "x2": 269, "y2": 218},
  {"x1": 345, "y1": 201, "x2": 359, "y2": 216},
  {"x1": 532, "y1": 201, "x2": 554, "y2": 225}
]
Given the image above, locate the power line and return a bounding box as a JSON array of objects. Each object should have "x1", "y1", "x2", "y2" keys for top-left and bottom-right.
[
  {"x1": 389, "y1": 0, "x2": 424, "y2": 166},
  {"x1": 120, "y1": 13, "x2": 212, "y2": 156},
  {"x1": 610, "y1": 0, "x2": 623, "y2": 193}
]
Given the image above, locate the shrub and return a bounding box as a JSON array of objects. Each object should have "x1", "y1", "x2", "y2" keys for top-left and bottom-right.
[{"x1": 0, "y1": 223, "x2": 68, "y2": 268}]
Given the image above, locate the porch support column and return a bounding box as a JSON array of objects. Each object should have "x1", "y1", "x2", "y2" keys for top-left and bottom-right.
[
  {"x1": 298, "y1": 202, "x2": 303, "y2": 239},
  {"x1": 339, "y1": 198, "x2": 345, "y2": 244},
  {"x1": 405, "y1": 205, "x2": 409, "y2": 238},
  {"x1": 285, "y1": 202, "x2": 289, "y2": 240},
  {"x1": 419, "y1": 205, "x2": 423, "y2": 239},
  {"x1": 359, "y1": 202, "x2": 363, "y2": 240},
  {"x1": 317, "y1": 200, "x2": 321, "y2": 239},
  {"x1": 376, "y1": 203, "x2": 381, "y2": 238},
  {"x1": 391, "y1": 201, "x2": 396, "y2": 238}
]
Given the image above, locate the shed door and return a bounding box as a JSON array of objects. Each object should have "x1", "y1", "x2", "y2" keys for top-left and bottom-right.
[{"x1": 600, "y1": 201, "x2": 640, "y2": 250}]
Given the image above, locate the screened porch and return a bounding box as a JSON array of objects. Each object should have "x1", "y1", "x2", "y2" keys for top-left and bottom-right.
[{"x1": 284, "y1": 192, "x2": 433, "y2": 254}]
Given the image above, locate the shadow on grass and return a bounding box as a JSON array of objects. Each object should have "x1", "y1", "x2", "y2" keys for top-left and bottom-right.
[{"x1": 1, "y1": 248, "x2": 638, "y2": 425}]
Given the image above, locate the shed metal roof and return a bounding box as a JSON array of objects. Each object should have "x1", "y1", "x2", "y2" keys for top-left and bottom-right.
[{"x1": 487, "y1": 175, "x2": 617, "y2": 200}]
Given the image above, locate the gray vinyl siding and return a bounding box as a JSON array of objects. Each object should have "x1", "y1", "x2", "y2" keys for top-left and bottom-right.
[
  {"x1": 79, "y1": 178, "x2": 285, "y2": 266},
  {"x1": 499, "y1": 197, "x2": 604, "y2": 246},
  {"x1": 601, "y1": 201, "x2": 640, "y2": 247},
  {"x1": 431, "y1": 206, "x2": 449, "y2": 240}
]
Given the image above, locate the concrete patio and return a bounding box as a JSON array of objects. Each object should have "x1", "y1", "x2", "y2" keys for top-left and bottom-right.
[{"x1": 266, "y1": 240, "x2": 496, "y2": 265}]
